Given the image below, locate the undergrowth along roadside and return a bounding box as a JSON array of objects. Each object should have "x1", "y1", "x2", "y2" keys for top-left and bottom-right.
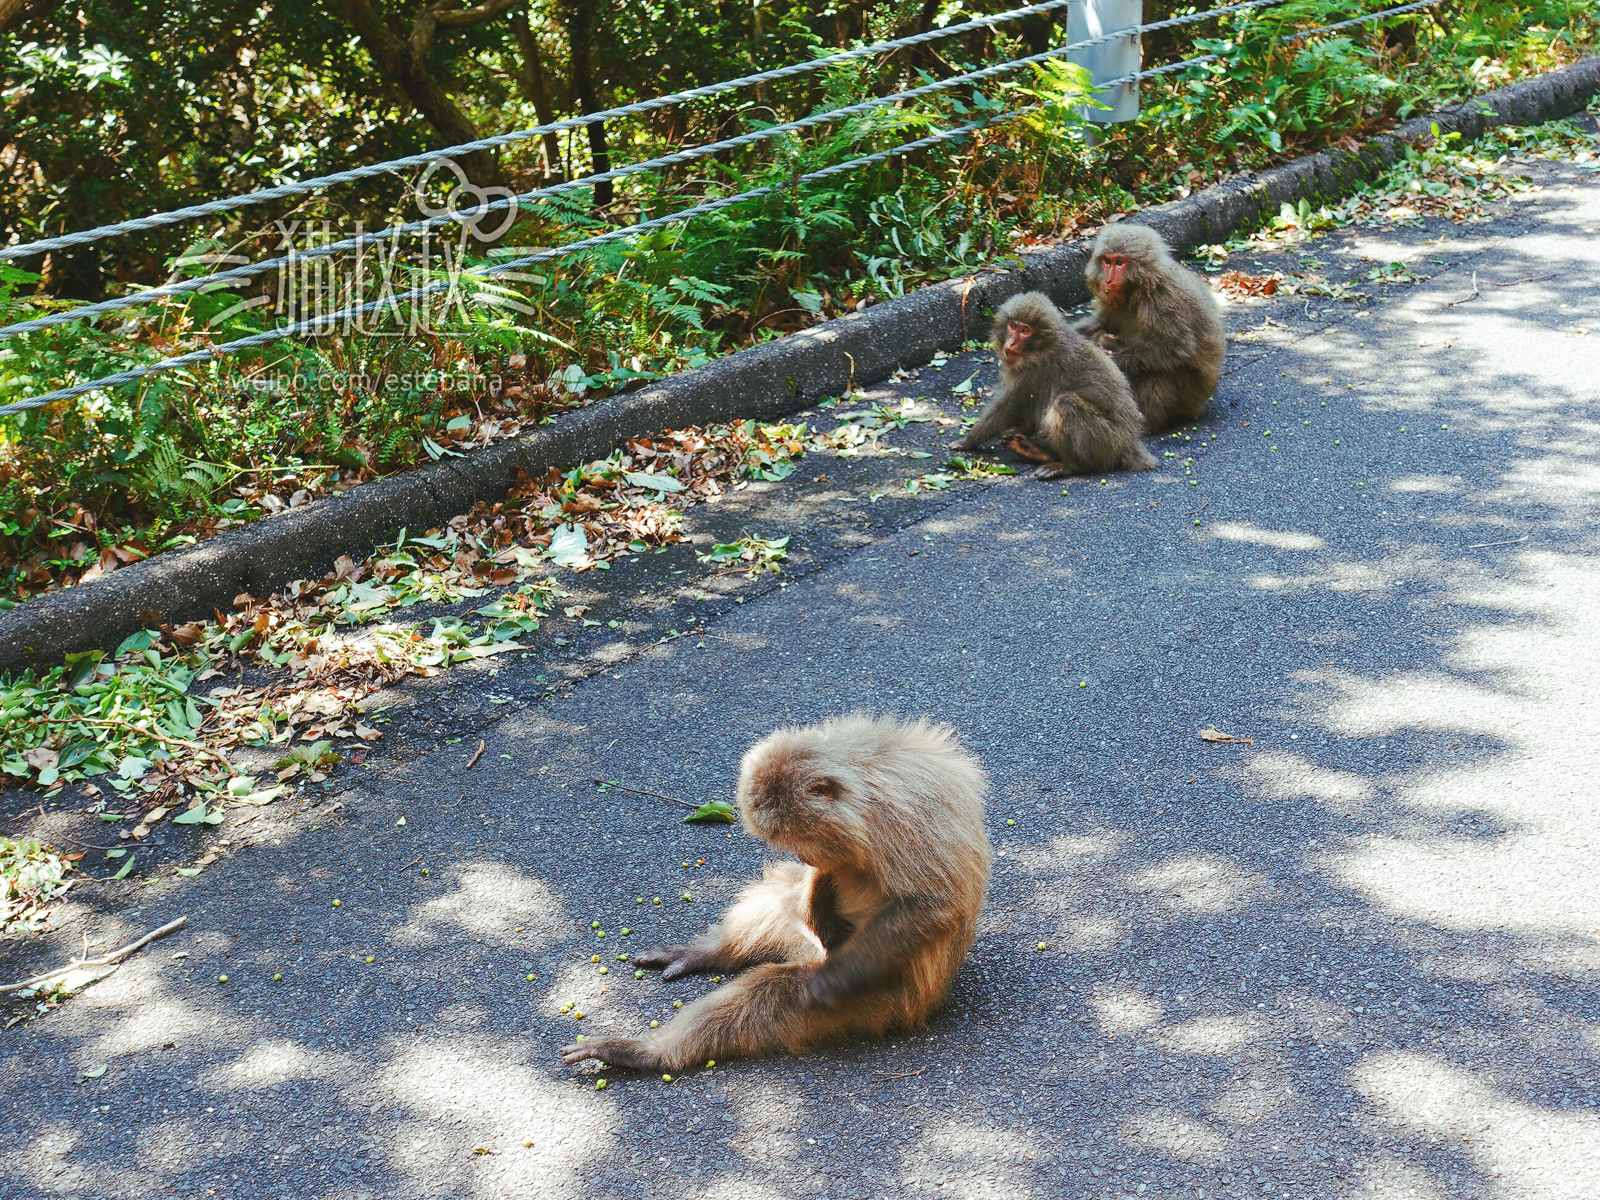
[
  {"x1": 0, "y1": 404, "x2": 976, "y2": 800},
  {"x1": 1, "y1": 2, "x2": 1595, "y2": 604}
]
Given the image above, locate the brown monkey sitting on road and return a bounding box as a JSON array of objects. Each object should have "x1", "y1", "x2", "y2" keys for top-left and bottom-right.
[
  {"x1": 1080, "y1": 223, "x2": 1226, "y2": 433},
  {"x1": 560, "y1": 714, "x2": 991, "y2": 1072},
  {"x1": 958, "y1": 291, "x2": 1154, "y2": 479}
]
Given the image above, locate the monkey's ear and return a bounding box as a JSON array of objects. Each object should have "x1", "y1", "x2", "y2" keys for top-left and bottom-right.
[{"x1": 812, "y1": 776, "x2": 842, "y2": 800}]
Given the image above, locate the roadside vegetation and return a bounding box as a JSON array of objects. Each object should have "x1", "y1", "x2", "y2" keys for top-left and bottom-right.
[{"x1": 0, "y1": 0, "x2": 1595, "y2": 606}]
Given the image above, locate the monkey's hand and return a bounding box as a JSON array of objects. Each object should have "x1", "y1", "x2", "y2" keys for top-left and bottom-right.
[
  {"x1": 560, "y1": 1036, "x2": 661, "y2": 1071},
  {"x1": 1030, "y1": 462, "x2": 1068, "y2": 481},
  {"x1": 802, "y1": 965, "x2": 854, "y2": 1011},
  {"x1": 631, "y1": 943, "x2": 720, "y2": 981}
]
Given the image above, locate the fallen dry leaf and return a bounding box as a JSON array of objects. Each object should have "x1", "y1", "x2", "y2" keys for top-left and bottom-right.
[{"x1": 1198, "y1": 727, "x2": 1254, "y2": 744}]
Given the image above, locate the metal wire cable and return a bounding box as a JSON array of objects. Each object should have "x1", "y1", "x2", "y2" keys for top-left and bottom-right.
[
  {"x1": 0, "y1": 113, "x2": 1019, "y2": 416},
  {"x1": 0, "y1": 0, "x2": 1446, "y2": 417},
  {"x1": 0, "y1": 0, "x2": 1294, "y2": 342},
  {"x1": 0, "y1": 0, "x2": 1086, "y2": 263}
]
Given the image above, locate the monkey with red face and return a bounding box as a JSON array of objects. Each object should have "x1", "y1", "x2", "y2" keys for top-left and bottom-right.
[
  {"x1": 1080, "y1": 224, "x2": 1226, "y2": 433},
  {"x1": 959, "y1": 291, "x2": 1154, "y2": 479}
]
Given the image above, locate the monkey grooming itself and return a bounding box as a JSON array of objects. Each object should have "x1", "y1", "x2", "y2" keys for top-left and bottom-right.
[
  {"x1": 959, "y1": 291, "x2": 1154, "y2": 479},
  {"x1": 1080, "y1": 223, "x2": 1226, "y2": 434},
  {"x1": 560, "y1": 714, "x2": 991, "y2": 1072}
]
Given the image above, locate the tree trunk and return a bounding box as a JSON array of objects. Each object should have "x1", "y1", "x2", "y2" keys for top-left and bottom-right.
[
  {"x1": 907, "y1": 0, "x2": 942, "y2": 73},
  {"x1": 336, "y1": 0, "x2": 511, "y2": 190},
  {"x1": 0, "y1": 0, "x2": 40, "y2": 35},
  {"x1": 561, "y1": 0, "x2": 612, "y2": 208},
  {"x1": 1020, "y1": 11, "x2": 1055, "y2": 57},
  {"x1": 511, "y1": 7, "x2": 565, "y2": 181}
]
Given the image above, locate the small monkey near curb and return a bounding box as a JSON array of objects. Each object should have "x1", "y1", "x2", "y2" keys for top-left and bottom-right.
[
  {"x1": 560, "y1": 714, "x2": 991, "y2": 1072},
  {"x1": 959, "y1": 291, "x2": 1154, "y2": 479}
]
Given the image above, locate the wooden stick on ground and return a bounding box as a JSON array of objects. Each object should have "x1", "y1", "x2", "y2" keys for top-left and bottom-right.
[
  {"x1": 463, "y1": 739, "x2": 487, "y2": 770},
  {"x1": 591, "y1": 778, "x2": 698, "y2": 810},
  {"x1": 0, "y1": 915, "x2": 188, "y2": 993},
  {"x1": 25, "y1": 716, "x2": 233, "y2": 771}
]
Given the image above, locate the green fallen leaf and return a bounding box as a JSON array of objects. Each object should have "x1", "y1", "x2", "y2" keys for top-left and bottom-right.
[
  {"x1": 75, "y1": 1064, "x2": 107, "y2": 1082},
  {"x1": 63, "y1": 650, "x2": 105, "y2": 691},
  {"x1": 175, "y1": 867, "x2": 201, "y2": 876},
  {"x1": 546, "y1": 524, "x2": 590, "y2": 567},
  {"x1": 684, "y1": 800, "x2": 737, "y2": 824},
  {"x1": 111, "y1": 854, "x2": 136, "y2": 880},
  {"x1": 274, "y1": 740, "x2": 340, "y2": 771},
  {"x1": 951, "y1": 372, "x2": 978, "y2": 395},
  {"x1": 117, "y1": 756, "x2": 152, "y2": 780},
  {"x1": 624, "y1": 471, "x2": 685, "y2": 493},
  {"x1": 171, "y1": 806, "x2": 210, "y2": 825}
]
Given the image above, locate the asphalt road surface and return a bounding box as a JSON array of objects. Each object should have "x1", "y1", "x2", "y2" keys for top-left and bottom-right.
[{"x1": 3, "y1": 130, "x2": 1599, "y2": 1200}]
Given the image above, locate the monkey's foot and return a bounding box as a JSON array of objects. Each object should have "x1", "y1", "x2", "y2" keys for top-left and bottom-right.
[
  {"x1": 1030, "y1": 462, "x2": 1068, "y2": 481},
  {"x1": 1004, "y1": 434, "x2": 1052, "y2": 464},
  {"x1": 632, "y1": 943, "x2": 723, "y2": 981},
  {"x1": 560, "y1": 1037, "x2": 661, "y2": 1070}
]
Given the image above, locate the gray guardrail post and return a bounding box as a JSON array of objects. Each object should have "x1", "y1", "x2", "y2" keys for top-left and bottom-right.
[{"x1": 1068, "y1": 0, "x2": 1142, "y2": 137}]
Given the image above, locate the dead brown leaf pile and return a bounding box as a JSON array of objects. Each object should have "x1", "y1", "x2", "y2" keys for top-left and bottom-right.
[{"x1": 1215, "y1": 271, "x2": 1283, "y2": 298}]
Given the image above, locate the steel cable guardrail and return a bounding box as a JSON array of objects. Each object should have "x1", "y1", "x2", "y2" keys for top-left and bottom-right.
[
  {"x1": 0, "y1": 0, "x2": 1291, "y2": 342},
  {"x1": 0, "y1": 0, "x2": 1086, "y2": 263},
  {"x1": 0, "y1": 0, "x2": 1291, "y2": 343},
  {"x1": 0, "y1": 0, "x2": 1447, "y2": 417}
]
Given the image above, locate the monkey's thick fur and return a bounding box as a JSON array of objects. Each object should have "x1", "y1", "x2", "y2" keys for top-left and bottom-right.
[
  {"x1": 960, "y1": 291, "x2": 1154, "y2": 478},
  {"x1": 1082, "y1": 224, "x2": 1226, "y2": 433},
  {"x1": 560, "y1": 714, "x2": 991, "y2": 1072}
]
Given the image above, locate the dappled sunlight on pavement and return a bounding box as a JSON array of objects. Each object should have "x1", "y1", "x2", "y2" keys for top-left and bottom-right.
[
  {"x1": 1309, "y1": 550, "x2": 1600, "y2": 953},
  {"x1": 1354, "y1": 1051, "x2": 1600, "y2": 1199}
]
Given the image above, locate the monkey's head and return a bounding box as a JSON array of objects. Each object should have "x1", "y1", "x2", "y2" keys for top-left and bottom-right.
[
  {"x1": 735, "y1": 714, "x2": 991, "y2": 893},
  {"x1": 736, "y1": 729, "x2": 869, "y2": 870},
  {"x1": 1087, "y1": 223, "x2": 1173, "y2": 309},
  {"x1": 991, "y1": 292, "x2": 1067, "y2": 369}
]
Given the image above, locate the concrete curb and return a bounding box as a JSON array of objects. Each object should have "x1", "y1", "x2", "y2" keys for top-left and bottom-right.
[{"x1": 4, "y1": 55, "x2": 1597, "y2": 673}]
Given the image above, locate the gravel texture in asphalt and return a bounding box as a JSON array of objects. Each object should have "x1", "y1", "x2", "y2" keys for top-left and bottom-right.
[{"x1": 3, "y1": 127, "x2": 1599, "y2": 1200}]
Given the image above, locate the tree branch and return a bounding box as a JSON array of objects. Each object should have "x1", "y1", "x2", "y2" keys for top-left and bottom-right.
[
  {"x1": 0, "y1": 916, "x2": 188, "y2": 993},
  {"x1": 431, "y1": 0, "x2": 521, "y2": 28}
]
